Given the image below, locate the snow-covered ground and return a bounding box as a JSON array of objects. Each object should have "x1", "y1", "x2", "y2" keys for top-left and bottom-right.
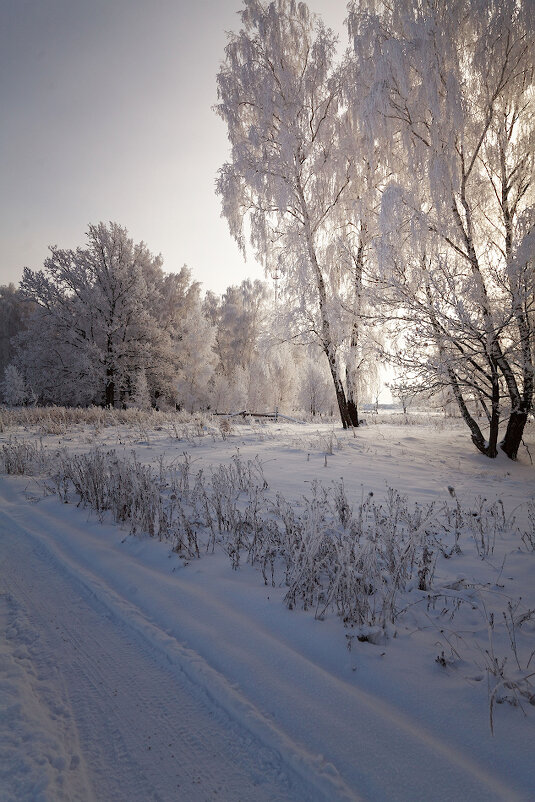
[{"x1": 1, "y1": 413, "x2": 534, "y2": 801}]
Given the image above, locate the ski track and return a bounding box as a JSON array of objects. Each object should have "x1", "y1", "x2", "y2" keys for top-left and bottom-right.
[{"x1": 0, "y1": 475, "x2": 532, "y2": 801}]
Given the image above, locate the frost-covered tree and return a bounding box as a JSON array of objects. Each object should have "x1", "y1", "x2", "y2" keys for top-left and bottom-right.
[
  {"x1": 16, "y1": 223, "x2": 177, "y2": 408},
  {"x1": 130, "y1": 368, "x2": 152, "y2": 410},
  {"x1": 14, "y1": 292, "x2": 102, "y2": 407},
  {"x1": 175, "y1": 295, "x2": 216, "y2": 412},
  {"x1": 205, "y1": 279, "x2": 270, "y2": 378},
  {"x1": 246, "y1": 355, "x2": 278, "y2": 410},
  {"x1": 216, "y1": 0, "x2": 369, "y2": 428},
  {"x1": 388, "y1": 378, "x2": 418, "y2": 416},
  {"x1": 0, "y1": 284, "x2": 34, "y2": 402},
  {"x1": 155, "y1": 266, "x2": 217, "y2": 411},
  {"x1": 209, "y1": 368, "x2": 247, "y2": 413},
  {"x1": 348, "y1": 0, "x2": 534, "y2": 458},
  {"x1": 2, "y1": 364, "x2": 29, "y2": 407},
  {"x1": 266, "y1": 341, "x2": 299, "y2": 409},
  {"x1": 204, "y1": 279, "x2": 276, "y2": 412}
]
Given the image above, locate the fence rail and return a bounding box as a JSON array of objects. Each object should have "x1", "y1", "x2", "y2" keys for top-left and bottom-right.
[{"x1": 213, "y1": 410, "x2": 306, "y2": 424}]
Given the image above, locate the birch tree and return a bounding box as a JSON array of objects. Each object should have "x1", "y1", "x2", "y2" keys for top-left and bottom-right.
[
  {"x1": 348, "y1": 0, "x2": 534, "y2": 458},
  {"x1": 216, "y1": 0, "x2": 363, "y2": 427}
]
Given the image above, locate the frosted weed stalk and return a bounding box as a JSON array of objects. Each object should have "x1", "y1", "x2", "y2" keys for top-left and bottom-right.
[
  {"x1": 521, "y1": 501, "x2": 535, "y2": 550},
  {"x1": 290, "y1": 429, "x2": 343, "y2": 456},
  {"x1": 477, "y1": 599, "x2": 535, "y2": 734},
  {"x1": 0, "y1": 405, "x2": 230, "y2": 443}
]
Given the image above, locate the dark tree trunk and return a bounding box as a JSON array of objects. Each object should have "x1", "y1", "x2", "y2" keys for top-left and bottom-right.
[
  {"x1": 497, "y1": 146, "x2": 533, "y2": 461},
  {"x1": 105, "y1": 328, "x2": 117, "y2": 407},
  {"x1": 345, "y1": 328, "x2": 360, "y2": 427},
  {"x1": 485, "y1": 369, "x2": 500, "y2": 459},
  {"x1": 423, "y1": 255, "x2": 500, "y2": 458},
  {"x1": 105, "y1": 382, "x2": 115, "y2": 408},
  {"x1": 495, "y1": 353, "x2": 532, "y2": 460},
  {"x1": 346, "y1": 397, "x2": 359, "y2": 427},
  {"x1": 345, "y1": 236, "x2": 364, "y2": 429},
  {"x1": 448, "y1": 366, "x2": 499, "y2": 458},
  {"x1": 500, "y1": 410, "x2": 529, "y2": 460},
  {"x1": 105, "y1": 369, "x2": 115, "y2": 408},
  {"x1": 325, "y1": 346, "x2": 353, "y2": 429}
]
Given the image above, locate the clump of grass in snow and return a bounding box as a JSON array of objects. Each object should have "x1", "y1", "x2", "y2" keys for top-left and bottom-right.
[{"x1": 0, "y1": 439, "x2": 46, "y2": 475}]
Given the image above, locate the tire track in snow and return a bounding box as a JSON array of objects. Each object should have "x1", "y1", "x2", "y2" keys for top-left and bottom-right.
[
  {"x1": 0, "y1": 589, "x2": 95, "y2": 802},
  {"x1": 0, "y1": 499, "x2": 359, "y2": 802}
]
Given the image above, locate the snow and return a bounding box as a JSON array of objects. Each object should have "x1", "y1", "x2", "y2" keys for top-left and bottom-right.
[{"x1": 1, "y1": 415, "x2": 534, "y2": 801}]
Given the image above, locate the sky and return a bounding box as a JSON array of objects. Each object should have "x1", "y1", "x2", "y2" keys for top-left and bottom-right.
[{"x1": 0, "y1": 0, "x2": 349, "y2": 296}]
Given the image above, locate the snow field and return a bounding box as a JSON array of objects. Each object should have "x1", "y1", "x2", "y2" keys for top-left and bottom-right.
[{"x1": 1, "y1": 412, "x2": 534, "y2": 800}]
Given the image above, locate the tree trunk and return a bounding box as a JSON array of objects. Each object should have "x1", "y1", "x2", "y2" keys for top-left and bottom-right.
[
  {"x1": 105, "y1": 373, "x2": 115, "y2": 408},
  {"x1": 496, "y1": 279, "x2": 533, "y2": 461},
  {"x1": 345, "y1": 333, "x2": 360, "y2": 426},
  {"x1": 486, "y1": 368, "x2": 500, "y2": 458},
  {"x1": 494, "y1": 346, "x2": 532, "y2": 460},
  {"x1": 501, "y1": 410, "x2": 529, "y2": 460},
  {"x1": 345, "y1": 238, "x2": 365, "y2": 428},
  {"x1": 325, "y1": 345, "x2": 353, "y2": 429},
  {"x1": 497, "y1": 147, "x2": 534, "y2": 461},
  {"x1": 444, "y1": 362, "x2": 499, "y2": 458},
  {"x1": 345, "y1": 329, "x2": 360, "y2": 426},
  {"x1": 296, "y1": 176, "x2": 353, "y2": 429},
  {"x1": 346, "y1": 394, "x2": 359, "y2": 427}
]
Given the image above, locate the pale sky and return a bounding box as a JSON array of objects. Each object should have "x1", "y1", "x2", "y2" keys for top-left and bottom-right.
[{"x1": 0, "y1": 0, "x2": 349, "y2": 295}]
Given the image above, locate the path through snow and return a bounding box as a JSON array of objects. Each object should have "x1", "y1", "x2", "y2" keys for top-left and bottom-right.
[{"x1": 0, "y1": 506, "x2": 312, "y2": 801}]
